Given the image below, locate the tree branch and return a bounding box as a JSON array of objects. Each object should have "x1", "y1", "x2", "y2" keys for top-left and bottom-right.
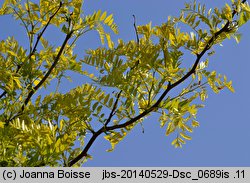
[
  {"x1": 31, "y1": 1, "x2": 63, "y2": 56},
  {"x1": 68, "y1": 0, "x2": 247, "y2": 166},
  {"x1": 0, "y1": 91, "x2": 7, "y2": 99},
  {"x1": 68, "y1": 128, "x2": 103, "y2": 166},
  {"x1": 21, "y1": 2, "x2": 63, "y2": 105},
  {"x1": 22, "y1": 30, "x2": 73, "y2": 111},
  {"x1": 107, "y1": 20, "x2": 233, "y2": 131},
  {"x1": 1, "y1": 2, "x2": 62, "y2": 102},
  {"x1": 20, "y1": 2, "x2": 67, "y2": 111},
  {"x1": 68, "y1": 91, "x2": 123, "y2": 166}
]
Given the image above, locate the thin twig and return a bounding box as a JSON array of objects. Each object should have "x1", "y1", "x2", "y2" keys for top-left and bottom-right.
[
  {"x1": 12, "y1": 8, "x2": 31, "y2": 45},
  {"x1": 133, "y1": 15, "x2": 139, "y2": 45},
  {"x1": 169, "y1": 81, "x2": 208, "y2": 102},
  {"x1": 131, "y1": 15, "x2": 140, "y2": 70},
  {"x1": 31, "y1": 1, "x2": 63, "y2": 56},
  {"x1": 104, "y1": 90, "x2": 122, "y2": 127}
]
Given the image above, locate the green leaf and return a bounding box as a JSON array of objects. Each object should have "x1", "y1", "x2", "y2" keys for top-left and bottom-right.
[
  {"x1": 7, "y1": 50, "x2": 18, "y2": 57},
  {"x1": 0, "y1": 122, "x2": 5, "y2": 128},
  {"x1": 182, "y1": 123, "x2": 193, "y2": 133},
  {"x1": 192, "y1": 120, "x2": 200, "y2": 127},
  {"x1": 96, "y1": 105, "x2": 103, "y2": 114},
  {"x1": 238, "y1": 12, "x2": 248, "y2": 26},
  {"x1": 100, "y1": 11, "x2": 107, "y2": 21},
  {"x1": 104, "y1": 94, "x2": 110, "y2": 104},
  {"x1": 61, "y1": 25, "x2": 68, "y2": 34},
  {"x1": 233, "y1": 33, "x2": 242, "y2": 44},
  {"x1": 108, "y1": 98, "x2": 114, "y2": 108},
  {"x1": 92, "y1": 102, "x2": 98, "y2": 111},
  {"x1": 171, "y1": 138, "x2": 182, "y2": 148},
  {"x1": 180, "y1": 132, "x2": 192, "y2": 140},
  {"x1": 166, "y1": 122, "x2": 175, "y2": 136},
  {"x1": 40, "y1": 36, "x2": 49, "y2": 48},
  {"x1": 35, "y1": 95, "x2": 41, "y2": 107},
  {"x1": 104, "y1": 14, "x2": 113, "y2": 24},
  {"x1": 13, "y1": 77, "x2": 22, "y2": 88},
  {"x1": 225, "y1": 80, "x2": 235, "y2": 93},
  {"x1": 105, "y1": 34, "x2": 114, "y2": 49},
  {"x1": 95, "y1": 10, "x2": 101, "y2": 19}
]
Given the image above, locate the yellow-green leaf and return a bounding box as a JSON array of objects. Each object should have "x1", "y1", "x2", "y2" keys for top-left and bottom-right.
[
  {"x1": 0, "y1": 121, "x2": 5, "y2": 128},
  {"x1": 104, "y1": 14, "x2": 113, "y2": 24},
  {"x1": 182, "y1": 123, "x2": 193, "y2": 132},
  {"x1": 13, "y1": 77, "x2": 22, "y2": 88},
  {"x1": 100, "y1": 11, "x2": 107, "y2": 21},
  {"x1": 192, "y1": 120, "x2": 200, "y2": 128},
  {"x1": 33, "y1": 79, "x2": 40, "y2": 86},
  {"x1": 180, "y1": 132, "x2": 192, "y2": 140},
  {"x1": 106, "y1": 34, "x2": 114, "y2": 49},
  {"x1": 166, "y1": 122, "x2": 175, "y2": 136},
  {"x1": 104, "y1": 94, "x2": 110, "y2": 104}
]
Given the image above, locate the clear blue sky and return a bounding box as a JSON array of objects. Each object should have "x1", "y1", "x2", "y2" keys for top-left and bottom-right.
[{"x1": 1, "y1": 0, "x2": 250, "y2": 166}]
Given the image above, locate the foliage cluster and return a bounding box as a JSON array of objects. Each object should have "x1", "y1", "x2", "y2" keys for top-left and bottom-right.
[{"x1": 0, "y1": 0, "x2": 249, "y2": 166}]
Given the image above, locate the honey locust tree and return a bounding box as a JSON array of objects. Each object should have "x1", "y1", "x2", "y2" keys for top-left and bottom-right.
[{"x1": 0, "y1": 0, "x2": 249, "y2": 167}]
